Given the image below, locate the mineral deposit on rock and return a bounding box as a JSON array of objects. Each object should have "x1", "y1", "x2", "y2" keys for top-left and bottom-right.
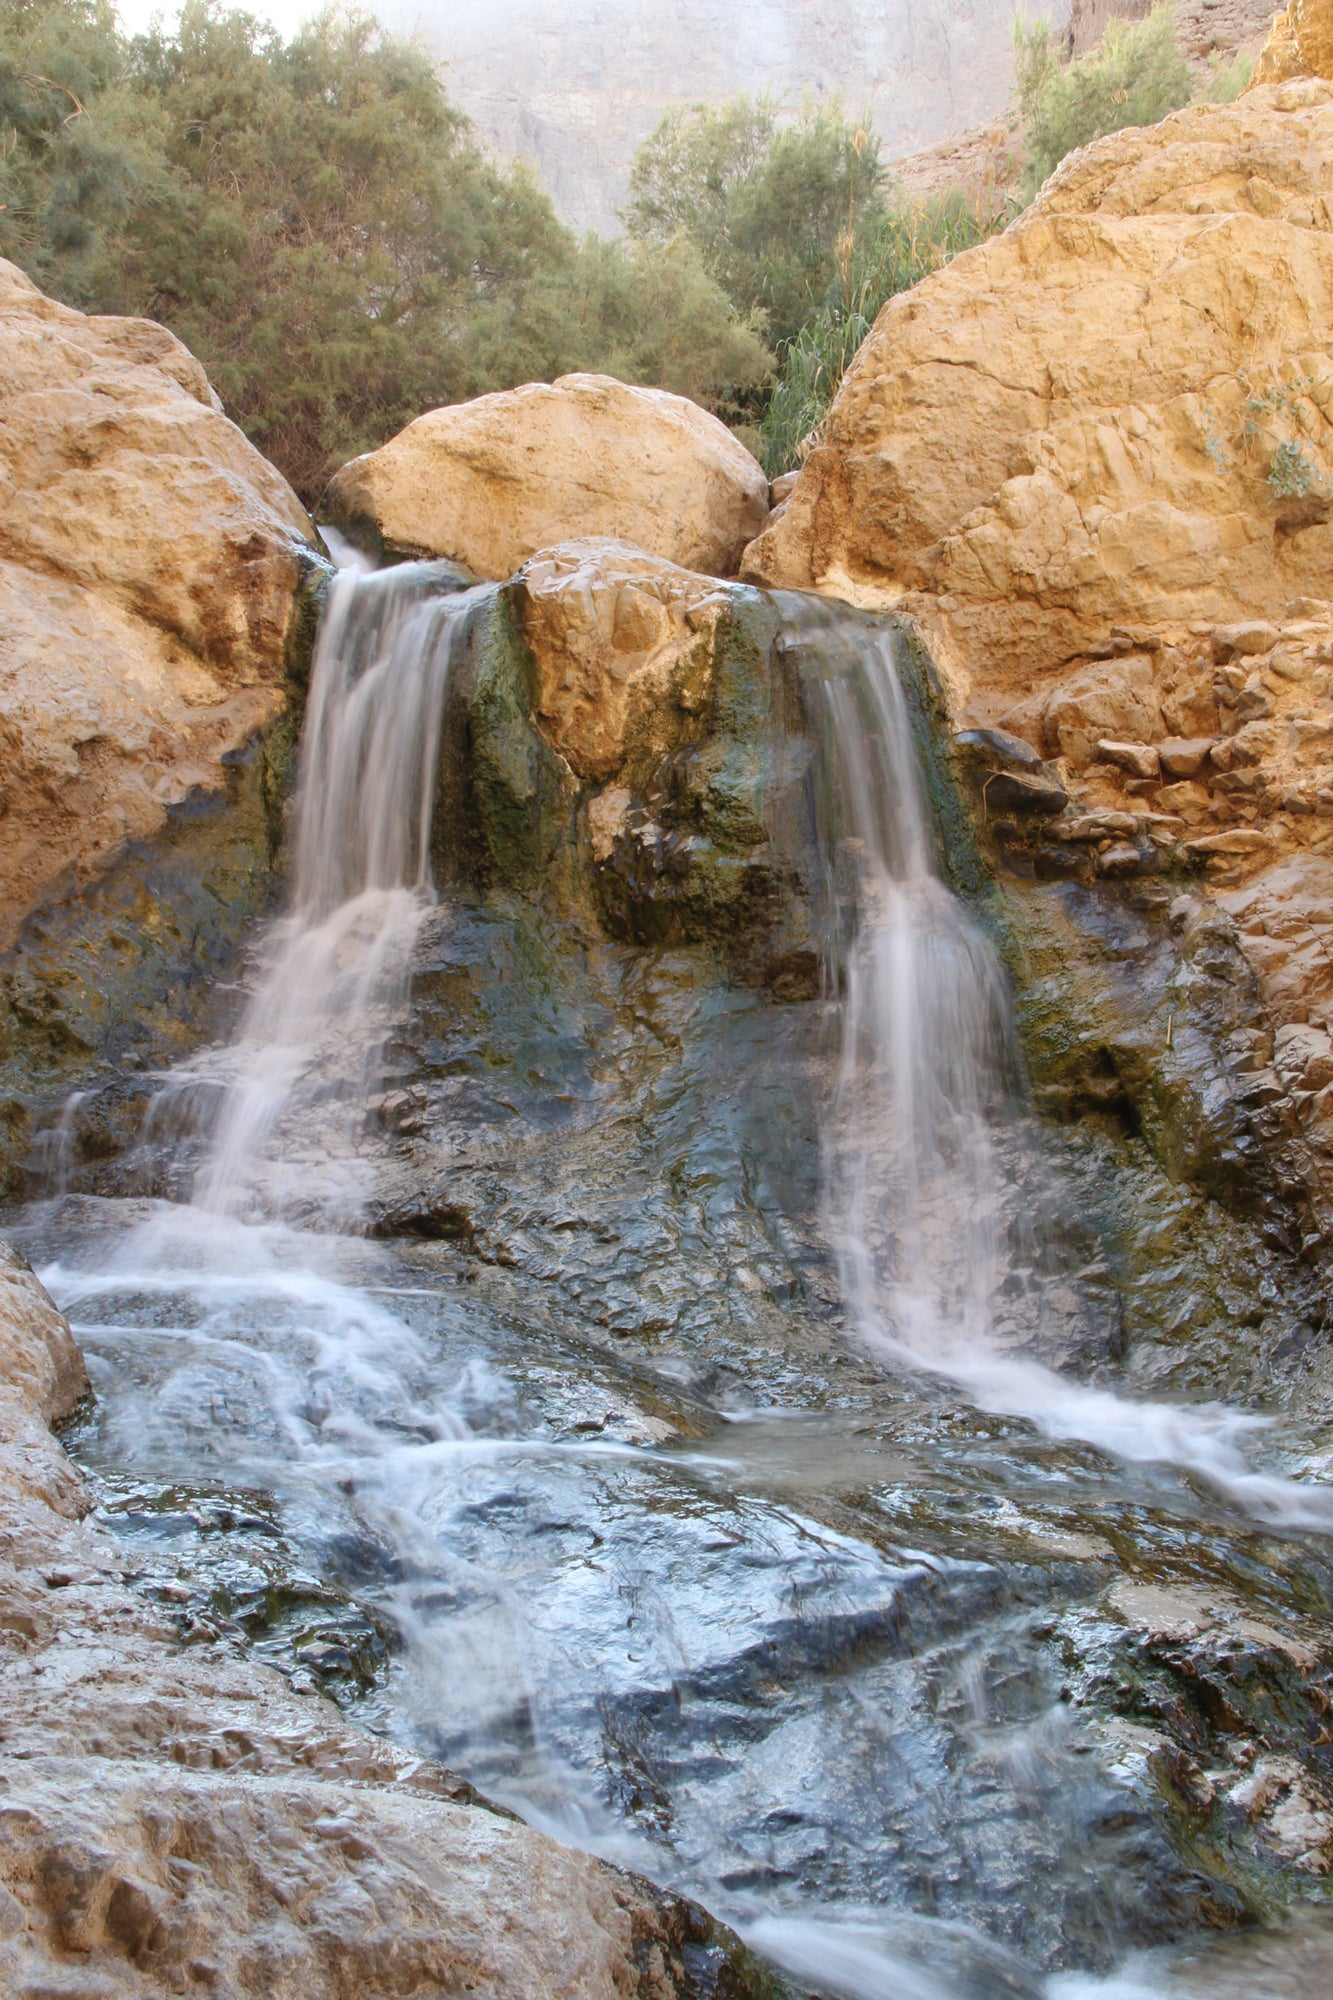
[
  {"x1": 0, "y1": 260, "x2": 318, "y2": 950},
  {"x1": 324, "y1": 374, "x2": 770, "y2": 583}
]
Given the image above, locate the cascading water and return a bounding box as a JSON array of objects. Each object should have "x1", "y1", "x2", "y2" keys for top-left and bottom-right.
[
  {"x1": 797, "y1": 599, "x2": 1333, "y2": 1534},
  {"x1": 167, "y1": 563, "x2": 480, "y2": 1224},
  {"x1": 15, "y1": 565, "x2": 1333, "y2": 2000}
]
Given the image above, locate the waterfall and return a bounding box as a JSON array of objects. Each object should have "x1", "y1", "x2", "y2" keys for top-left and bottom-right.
[
  {"x1": 184, "y1": 564, "x2": 481, "y2": 1224},
  {"x1": 801, "y1": 600, "x2": 1333, "y2": 1533}
]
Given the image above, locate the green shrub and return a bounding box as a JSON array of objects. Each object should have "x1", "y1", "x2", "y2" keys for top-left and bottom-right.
[
  {"x1": 625, "y1": 93, "x2": 888, "y2": 351},
  {"x1": 1, "y1": 0, "x2": 771, "y2": 501},
  {"x1": 1014, "y1": 3, "x2": 1194, "y2": 195},
  {"x1": 759, "y1": 194, "x2": 1008, "y2": 475}
]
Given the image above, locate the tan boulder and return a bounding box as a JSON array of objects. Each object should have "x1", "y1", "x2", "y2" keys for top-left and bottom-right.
[
  {"x1": 0, "y1": 259, "x2": 317, "y2": 949},
  {"x1": 514, "y1": 539, "x2": 729, "y2": 783},
  {"x1": 742, "y1": 87, "x2": 1333, "y2": 874},
  {"x1": 325, "y1": 374, "x2": 769, "y2": 583}
]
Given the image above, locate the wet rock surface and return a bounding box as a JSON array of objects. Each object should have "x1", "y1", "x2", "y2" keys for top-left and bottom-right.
[
  {"x1": 12, "y1": 576, "x2": 1333, "y2": 1992},
  {"x1": 0, "y1": 1237, "x2": 779, "y2": 2000}
]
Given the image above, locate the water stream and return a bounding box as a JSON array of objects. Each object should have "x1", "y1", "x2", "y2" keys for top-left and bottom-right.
[{"x1": 13, "y1": 562, "x2": 1333, "y2": 1998}]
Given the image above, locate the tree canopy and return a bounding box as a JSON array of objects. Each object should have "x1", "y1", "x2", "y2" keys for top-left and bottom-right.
[
  {"x1": 1014, "y1": 3, "x2": 1195, "y2": 194},
  {"x1": 0, "y1": 0, "x2": 772, "y2": 500},
  {"x1": 624, "y1": 93, "x2": 888, "y2": 350}
]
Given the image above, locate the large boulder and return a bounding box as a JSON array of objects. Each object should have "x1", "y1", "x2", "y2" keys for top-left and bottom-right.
[
  {"x1": 324, "y1": 373, "x2": 770, "y2": 582},
  {"x1": 0, "y1": 260, "x2": 318, "y2": 950}
]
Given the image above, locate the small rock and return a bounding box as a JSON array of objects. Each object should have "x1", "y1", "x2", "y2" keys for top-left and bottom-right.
[
  {"x1": 1097, "y1": 842, "x2": 1144, "y2": 875},
  {"x1": 953, "y1": 727, "x2": 1044, "y2": 770},
  {"x1": 1097, "y1": 739, "x2": 1160, "y2": 780},
  {"x1": 769, "y1": 471, "x2": 799, "y2": 506},
  {"x1": 1185, "y1": 829, "x2": 1271, "y2": 856},
  {"x1": 1212, "y1": 622, "x2": 1279, "y2": 660},
  {"x1": 1158, "y1": 737, "x2": 1215, "y2": 779},
  {"x1": 1269, "y1": 646, "x2": 1311, "y2": 683},
  {"x1": 980, "y1": 770, "x2": 1069, "y2": 815}
]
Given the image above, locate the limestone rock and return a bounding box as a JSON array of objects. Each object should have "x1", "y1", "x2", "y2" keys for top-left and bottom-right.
[
  {"x1": 742, "y1": 87, "x2": 1333, "y2": 879},
  {"x1": 1253, "y1": 0, "x2": 1333, "y2": 83},
  {"x1": 325, "y1": 374, "x2": 769, "y2": 583},
  {"x1": 0, "y1": 1238, "x2": 758, "y2": 1999},
  {"x1": 515, "y1": 539, "x2": 729, "y2": 782},
  {"x1": 0, "y1": 260, "x2": 318, "y2": 950}
]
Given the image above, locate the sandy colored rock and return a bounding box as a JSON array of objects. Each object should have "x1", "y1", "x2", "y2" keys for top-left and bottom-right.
[
  {"x1": 0, "y1": 259, "x2": 318, "y2": 951},
  {"x1": 742, "y1": 86, "x2": 1333, "y2": 878},
  {"x1": 515, "y1": 539, "x2": 730, "y2": 782},
  {"x1": 1159, "y1": 736, "x2": 1217, "y2": 778},
  {"x1": 325, "y1": 374, "x2": 769, "y2": 583},
  {"x1": 1252, "y1": 0, "x2": 1333, "y2": 83},
  {"x1": 0, "y1": 1238, "x2": 752, "y2": 1999}
]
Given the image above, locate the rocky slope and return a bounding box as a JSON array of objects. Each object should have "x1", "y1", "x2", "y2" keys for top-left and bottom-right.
[{"x1": 744, "y1": 69, "x2": 1333, "y2": 1215}]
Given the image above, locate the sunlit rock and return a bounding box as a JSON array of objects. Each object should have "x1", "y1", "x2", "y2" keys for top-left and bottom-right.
[
  {"x1": 515, "y1": 538, "x2": 729, "y2": 782},
  {"x1": 325, "y1": 373, "x2": 770, "y2": 582},
  {"x1": 0, "y1": 259, "x2": 320, "y2": 951}
]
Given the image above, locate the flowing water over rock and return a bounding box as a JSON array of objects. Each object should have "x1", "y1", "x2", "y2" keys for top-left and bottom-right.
[{"x1": 12, "y1": 562, "x2": 1333, "y2": 1998}]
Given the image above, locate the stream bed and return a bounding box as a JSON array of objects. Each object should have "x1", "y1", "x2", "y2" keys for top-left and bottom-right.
[{"x1": 10, "y1": 563, "x2": 1333, "y2": 1997}]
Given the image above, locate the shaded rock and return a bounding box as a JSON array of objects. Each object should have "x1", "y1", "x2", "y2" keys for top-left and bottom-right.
[
  {"x1": 0, "y1": 259, "x2": 321, "y2": 952},
  {"x1": 1159, "y1": 736, "x2": 1216, "y2": 778},
  {"x1": 1098, "y1": 741, "x2": 1162, "y2": 781},
  {"x1": 325, "y1": 374, "x2": 770, "y2": 582}
]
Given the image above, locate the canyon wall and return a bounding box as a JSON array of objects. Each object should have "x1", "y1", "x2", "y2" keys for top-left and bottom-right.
[{"x1": 383, "y1": 0, "x2": 1067, "y2": 231}]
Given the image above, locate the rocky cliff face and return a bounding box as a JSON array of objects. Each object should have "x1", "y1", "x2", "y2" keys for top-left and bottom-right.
[{"x1": 382, "y1": 0, "x2": 1065, "y2": 231}]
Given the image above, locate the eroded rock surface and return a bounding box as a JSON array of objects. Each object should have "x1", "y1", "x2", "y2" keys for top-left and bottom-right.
[
  {"x1": 325, "y1": 374, "x2": 770, "y2": 582},
  {"x1": 515, "y1": 539, "x2": 731, "y2": 783},
  {"x1": 0, "y1": 261, "x2": 320, "y2": 953},
  {"x1": 0, "y1": 1240, "x2": 766, "y2": 2000}
]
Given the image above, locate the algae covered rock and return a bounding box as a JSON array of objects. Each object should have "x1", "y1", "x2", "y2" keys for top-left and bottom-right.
[
  {"x1": 324, "y1": 373, "x2": 770, "y2": 581},
  {"x1": 0, "y1": 257, "x2": 323, "y2": 952}
]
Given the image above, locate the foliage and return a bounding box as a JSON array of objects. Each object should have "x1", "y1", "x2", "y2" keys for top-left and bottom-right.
[
  {"x1": 0, "y1": 0, "x2": 156, "y2": 291},
  {"x1": 760, "y1": 193, "x2": 1009, "y2": 475},
  {"x1": 625, "y1": 93, "x2": 888, "y2": 350},
  {"x1": 1198, "y1": 373, "x2": 1332, "y2": 502},
  {"x1": 1205, "y1": 51, "x2": 1254, "y2": 103},
  {"x1": 0, "y1": 0, "x2": 770, "y2": 500},
  {"x1": 1014, "y1": 3, "x2": 1194, "y2": 195}
]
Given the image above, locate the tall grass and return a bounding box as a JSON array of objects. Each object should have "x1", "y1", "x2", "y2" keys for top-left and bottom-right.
[{"x1": 760, "y1": 192, "x2": 1009, "y2": 475}]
